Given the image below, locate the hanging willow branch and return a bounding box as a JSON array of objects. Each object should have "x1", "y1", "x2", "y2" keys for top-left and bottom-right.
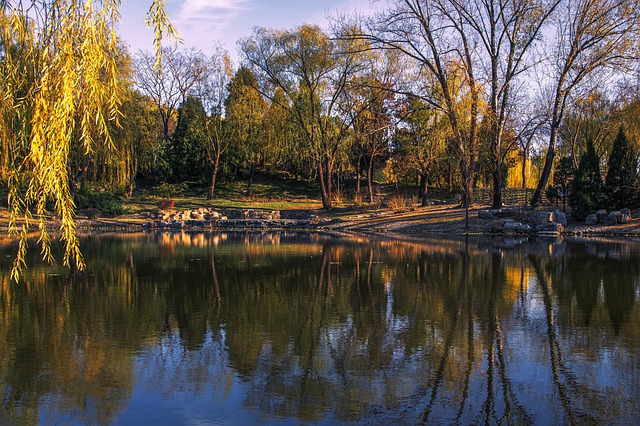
[{"x1": 0, "y1": 0, "x2": 177, "y2": 281}]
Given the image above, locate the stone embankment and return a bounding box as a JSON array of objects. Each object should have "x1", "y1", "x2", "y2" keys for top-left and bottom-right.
[
  {"x1": 479, "y1": 208, "x2": 568, "y2": 236},
  {"x1": 138, "y1": 208, "x2": 332, "y2": 231},
  {"x1": 479, "y1": 207, "x2": 640, "y2": 237}
]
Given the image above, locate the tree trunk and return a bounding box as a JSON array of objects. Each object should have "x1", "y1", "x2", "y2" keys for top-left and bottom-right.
[
  {"x1": 355, "y1": 153, "x2": 362, "y2": 194},
  {"x1": 521, "y1": 149, "x2": 527, "y2": 189},
  {"x1": 420, "y1": 171, "x2": 429, "y2": 207},
  {"x1": 246, "y1": 163, "x2": 255, "y2": 197},
  {"x1": 531, "y1": 124, "x2": 559, "y2": 207},
  {"x1": 128, "y1": 173, "x2": 135, "y2": 198},
  {"x1": 491, "y1": 152, "x2": 503, "y2": 208},
  {"x1": 318, "y1": 160, "x2": 332, "y2": 210},
  {"x1": 208, "y1": 154, "x2": 220, "y2": 200},
  {"x1": 366, "y1": 156, "x2": 375, "y2": 203}
]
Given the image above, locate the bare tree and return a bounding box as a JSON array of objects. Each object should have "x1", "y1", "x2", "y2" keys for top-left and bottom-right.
[
  {"x1": 347, "y1": 0, "x2": 482, "y2": 215},
  {"x1": 529, "y1": 0, "x2": 639, "y2": 207},
  {"x1": 452, "y1": 0, "x2": 560, "y2": 208},
  {"x1": 133, "y1": 46, "x2": 208, "y2": 139},
  {"x1": 195, "y1": 47, "x2": 233, "y2": 200}
]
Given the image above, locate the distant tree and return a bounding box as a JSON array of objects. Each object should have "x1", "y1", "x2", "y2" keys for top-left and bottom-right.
[
  {"x1": 605, "y1": 127, "x2": 638, "y2": 209},
  {"x1": 570, "y1": 139, "x2": 605, "y2": 220}
]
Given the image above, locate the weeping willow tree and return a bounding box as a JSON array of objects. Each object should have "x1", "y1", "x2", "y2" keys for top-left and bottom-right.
[{"x1": 0, "y1": 0, "x2": 176, "y2": 281}]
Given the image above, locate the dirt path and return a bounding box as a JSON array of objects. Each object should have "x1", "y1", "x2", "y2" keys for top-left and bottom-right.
[{"x1": 326, "y1": 205, "x2": 487, "y2": 235}]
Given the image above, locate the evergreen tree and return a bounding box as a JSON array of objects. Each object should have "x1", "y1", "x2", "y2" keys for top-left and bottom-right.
[
  {"x1": 169, "y1": 96, "x2": 208, "y2": 183},
  {"x1": 605, "y1": 127, "x2": 638, "y2": 209},
  {"x1": 570, "y1": 139, "x2": 605, "y2": 220}
]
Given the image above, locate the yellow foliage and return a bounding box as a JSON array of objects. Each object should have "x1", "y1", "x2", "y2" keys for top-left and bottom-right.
[{"x1": 0, "y1": 1, "x2": 175, "y2": 281}]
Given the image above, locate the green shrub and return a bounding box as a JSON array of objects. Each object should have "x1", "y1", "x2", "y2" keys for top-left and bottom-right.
[{"x1": 74, "y1": 188, "x2": 124, "y2": 217}]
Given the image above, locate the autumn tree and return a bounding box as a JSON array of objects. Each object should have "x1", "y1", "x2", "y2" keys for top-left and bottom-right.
[
  {"x1": 241, "y1": 25, "x2": 369, "y2": 209},
  {"x1": 343, "y1": 50, "x2": 398, "y2": 202},
  {"x1": 395, "y1": 97, "x2": 450, "y2": 206},
  {"x1": 0, "y1": 0, "x2": 176, "y2": 280}
]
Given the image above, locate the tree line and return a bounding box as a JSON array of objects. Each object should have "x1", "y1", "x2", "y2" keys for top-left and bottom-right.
[{"x1": 0, "y1": 0, "x2": 639, "y2": 275}]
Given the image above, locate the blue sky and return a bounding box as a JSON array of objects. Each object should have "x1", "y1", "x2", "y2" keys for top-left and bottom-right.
[{"x1": 118, "y1": 0, "x2": 374, "y2": 63}]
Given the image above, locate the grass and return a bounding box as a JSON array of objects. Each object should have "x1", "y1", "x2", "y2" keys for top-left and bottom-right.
[{"x1": 0, "y1": 173, "x2": 466, "y2": 221}]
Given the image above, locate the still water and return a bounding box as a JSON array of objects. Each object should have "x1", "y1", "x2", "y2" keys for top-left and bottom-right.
[{"x1": 0, "y1": 231, "x2": 639, "y2": 425}]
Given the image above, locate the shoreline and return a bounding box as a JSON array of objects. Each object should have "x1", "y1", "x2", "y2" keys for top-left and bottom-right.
[{"x1": 4, "y1": 204, "x2": 640, "y2": 240}]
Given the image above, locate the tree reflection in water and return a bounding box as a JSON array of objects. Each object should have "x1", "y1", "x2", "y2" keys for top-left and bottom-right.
[{"x1": 0, "y1": 232, "x2": 639, "y2": 424}]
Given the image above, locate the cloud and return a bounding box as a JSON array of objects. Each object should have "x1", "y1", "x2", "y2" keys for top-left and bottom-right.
[{"x1": 176, "y1": 0, "x2": 252, "y2": 22}]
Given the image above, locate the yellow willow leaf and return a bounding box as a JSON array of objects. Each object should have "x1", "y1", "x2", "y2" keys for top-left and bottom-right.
[{"x1": 4, "y1": 1, "x2": 175, "y2": 281}]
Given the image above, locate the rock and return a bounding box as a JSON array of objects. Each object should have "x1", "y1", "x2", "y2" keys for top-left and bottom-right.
[
  {"x1": 478, "y1": 210, "x2": 495, "y2": 220},
  {"x1": 493, "y1": 219, "x2": 516, "y2": 232},
  {"x1": 596, "y1": 209, "x2": 608, "y2": 223},
  {"x1": 553, "y1": 210, "x2": 568, "y2": 226},
  {"x1": 142, "y1": 221, "x2": 153, "y2": 229},
  {"x1": 584, "y1": 214, "x2": 598, "y2": 225},
  {"x1": 516, "y1": 224, "x2": 532, "y2": 234},
  {"x1": 190, "y1": 211, "x2": 204, "y2": 220},
  {"x1": 495, "y1": 208, "x2": 519, "y2": 219},
  {"x1": 604, "y1": 216, "x2": 618, "y2": 226},
  {"x1": 536, "y1": 222, "x2": 564, "y2": 234},
  {"x1": 620, "y1": 212, "x2": 631, "y2": 224},
  {"x1": 608, "y1": 211, "x2": 622, "y2": 224},
  {"x1": 169, "y1": 221, "x2": 184, "y2": 229},
  {"x1": 531, "y1": 211, "x2": 553, "y2": 226},
  {"x1": 632, "y1": 209, "x2": 640, "y2": 219},
  {"x1": 621, "y1": 208, "x2": 631, "y2": 216},
  {"x1": 503, "y1": 221, "x2": 519, "y2": 234}
]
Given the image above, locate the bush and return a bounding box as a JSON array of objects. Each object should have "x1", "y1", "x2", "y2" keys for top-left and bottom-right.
[
  {"x1": 74, "y1": 188, "x2": 124, "y2": 217},
  {"x1": 157, "y1": 199, "x2": 175, "y2": 210}
]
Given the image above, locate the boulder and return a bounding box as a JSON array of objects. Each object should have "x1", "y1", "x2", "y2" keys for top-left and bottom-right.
[
  {"x1": 608, "y1": 210, "x2": 622, "y2": 224},
  {"x1": 553, "y1": 210, "x2": 568, "y2": 226},
  {"x1": 495, "y1": 208, "x2": 519, "y2": 219},
  {"x1": 531, "y1": 211, "x2": 553, "y2": 226},
  {"x1": 493, "y1": 219, "x2": 516, "y2": 232},
  {"x1": 596, "y1": 209, "x2": 608, "y2": 223},
  {"x1": 516, "y1": 224, "x2": 532, "y2": 234},
  {"x1": 478, "y1": 210, "x2": 495, "y2": 220},
  {"x1": 503, "y1": 221, "x2": 519, "y2": 234},
  {"x1": 584, "y1": 214, "x2": 598, "y2": 225}
]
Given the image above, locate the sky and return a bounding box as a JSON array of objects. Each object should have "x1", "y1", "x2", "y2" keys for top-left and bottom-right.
[{"x1": 118, "y1": 0, "x2": 376, "y2": 63}]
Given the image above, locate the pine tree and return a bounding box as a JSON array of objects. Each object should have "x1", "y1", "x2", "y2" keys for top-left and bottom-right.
[
  {"x1": 605, "y1": 127, "x2": 638, "y2": 210},
  {"x1": 570, "y1": 139, "x2": 605, "y2": 220}
]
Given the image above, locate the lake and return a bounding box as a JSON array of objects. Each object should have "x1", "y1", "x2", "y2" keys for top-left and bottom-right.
[{"x1": 0, "y1": 231, "x2": 639, "y2": 425}]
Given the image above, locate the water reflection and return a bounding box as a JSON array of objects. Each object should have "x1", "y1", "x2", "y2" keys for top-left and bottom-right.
[{"x1": 0, "y1": 232, "x2": 639, "y2": 424}]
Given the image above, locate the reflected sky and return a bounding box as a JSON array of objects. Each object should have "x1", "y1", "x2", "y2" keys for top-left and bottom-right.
[{"x1": 0, "y1": 232, "x2": 639, "y2": 424}]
